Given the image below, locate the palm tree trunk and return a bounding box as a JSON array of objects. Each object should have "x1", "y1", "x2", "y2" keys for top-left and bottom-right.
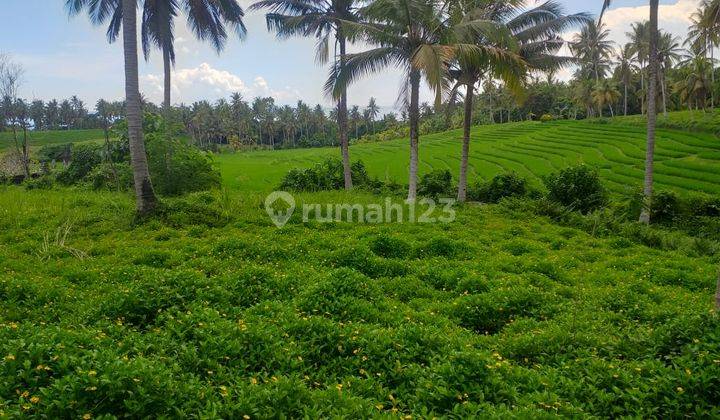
[
  {"x1": 457, "y1": 82, "x2": 474, "y2": 203},
  {"x1": 711, "y1": 45, "x2": 716, "y2": 109},
  {"x1": 639, "y1": 0, "x2": 659, "y2": 225},
  {"x1": 407, "y1": 70, "x2": 421, "y2": 203},
  {"x1": 337, "y1": 32, "x2": 353, "y2": 190},
  {"x1": 641, "y1": 69, "x2": 645, "y2": 115},
  {"x1": 715, "y1": 268, "x2": 720, "y2": 312},
  {"x1": 123, "y1": 0, "x2": 158, "y2": 216},
  {"x1": 624, "y1": 79, "x2": 628, "y2": 116},
  {"x1": 660, "y1": 67, "x2": 667, "y2": 116},
  {"x1": 163, "y1": 47, "x2": 172, "y2": 112},
  {"x1": 21, "y1": 125, "x2": 30, "y2": 178}
]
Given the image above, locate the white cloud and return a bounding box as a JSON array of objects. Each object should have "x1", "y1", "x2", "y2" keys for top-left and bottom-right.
[
  {"x1": 141, "y1": 63, "x2": 301, "y2": 104},
  {"x1": 601, "y1": 0, "x2": 699, "y2": 45},
  {"x1": 553, "y1": 0, "x2": 701, "y2": 81}
]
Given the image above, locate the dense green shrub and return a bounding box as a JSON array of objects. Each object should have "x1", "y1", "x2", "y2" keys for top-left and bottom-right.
[
  {"x1": 145, "y1": 133, "x2": 221, "y2": 196},
  {"x1": 539, "y1": 114, "x2": 554, "y2": 123},
  {"x1": 544, "y1": 165, "x2": 607, "y2": 214},
  {"x1": 56, "y1": 143, "x2": 103, "y2": 184},
  {"x1": 87, "y1": 162, "x2": 133, "y2": 191},
  {"x1": 418, "y1": 169, "x2": 453, "y2": 199},
  {"x1": 469, "y1": 173, "x2": 528, "y2": 203},
  {"x1": 279, "y1": 158, "x2": 371, "y2": 192},
  {"x1": 369, "y1": 233, "x2": 412, "y2": 259},
  {"x1": 24, "y1": 175, "x2": 55, "y2": 190},
  {"x1": 650, "y1": 190, "x2": 681, "y2": 225}
]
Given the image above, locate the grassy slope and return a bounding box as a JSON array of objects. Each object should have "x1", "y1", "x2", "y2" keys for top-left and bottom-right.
[
  {"x1": 0, "y1": 129, "x2": 105, "y2": 152},
  {"x1": 0, "y1": 187, "x2": 718, "y2": 417},
  {"x1": 217, "y1": 117, "x2": 720, "y2": 196}
]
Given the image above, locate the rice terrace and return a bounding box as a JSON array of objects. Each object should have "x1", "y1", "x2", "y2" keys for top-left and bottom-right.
[{"x1": 1, "y1": 0, "x2": 720, "y2": 418}]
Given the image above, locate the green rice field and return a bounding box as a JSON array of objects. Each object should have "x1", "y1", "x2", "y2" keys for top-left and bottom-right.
[{"x1": 217, "y1": 119, "x2": 720, "y2": 195}]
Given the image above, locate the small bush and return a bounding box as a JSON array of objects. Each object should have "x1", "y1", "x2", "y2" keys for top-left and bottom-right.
[
  {"x1": 279, "y1": 158, "x2": 370, "y2": 192},
  {"x1": 145, "y1": 133, "x2": 221, "y2": 196},
  {"x1": 469, "y1": 173, "x2": 528, "y2": 203},
  {"x1": 650, "y1": 190, "x2": 681, "y2": 225},
  {"x1": 87, "y1": 162, "x2": 133, "y2": 191},
  {"x1": 539, "y1": 114, "x2": 554, "y2": 123},
  {"x1": 56, "y1": 143, "x2": 103, "y2": 184},
  {"x1": 544, "y1": 165, "x2": 607, "y2": 214},
  {"x1": 369, "y1": 233, "x2": 412, "y2": 259},
  {"x1": 418, "y1": 169, "x2": 453, "y2": 199},
  {"x1": 24, "y1": 175, "x2": 54, "y2": 191}
]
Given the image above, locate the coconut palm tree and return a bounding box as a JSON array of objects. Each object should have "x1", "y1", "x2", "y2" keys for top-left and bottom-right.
[
  {"x1": 626, "y1": 21, "x2": 650, "y2": 114},
  {"x1": 365, "y1": 97, "x2": 380, "y2": 133},
  {"x1": 674, "y1": 54, "x2": 712, "y2": 110},
  {"x1": 449, "y1": 0, "x2": 589, "y2": 202},
  {"x1": 326, "y1": 0, "x2": 452, "y2": 201},
  {"x1": 349, "y1": 105, "x2": 361, "y2": 138},
  {"x1": 570, "y1": 21, "x2": 614, "y2": 84},
  {"x1": 592, "y1": 79, "x2": 621, "y2": 116},
  {"x1": 687, "y1": 2, "x2": 720, "y2": 108},
  {"x1": 657, "y1": 32, "x2": 682, "y2": 115},
  {"x1": 602, "y1": 0, "x2": 660, "y2": 224},
  {"x1": 615, "y1": 43, "x2": 636, "y2": 116},
  {"x1": 250, "y1": 0, "x2": 361, "y2": 190},
  {"x1": 67, "y1": 0, "x2": 158, "y2": 215}
]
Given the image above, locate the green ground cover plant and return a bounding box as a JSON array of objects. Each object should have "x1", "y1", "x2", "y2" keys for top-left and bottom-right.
[{"x1": 0, "y1": 186, "x2": 718, "y2": 418}]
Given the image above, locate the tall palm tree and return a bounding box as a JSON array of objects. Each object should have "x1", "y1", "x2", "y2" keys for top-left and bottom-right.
[
  {"x1": 449, "y1": 0, "x2": 589, "y2": 202},
  {"x1": 350, "y1": 105, "x2": 361, "y2": 138},
  {"x1": 626, "y1": 21, "x2": 650, "y2": 114},
  {"x1": 674, "y1": 53, "x2": 712, "y2": 110},
  {"x1": 592, "y1": 79, "x2": 621, "y2": 116},
  {"x1": 687, "y1": 2, "x2": 720, "y2": 108},
  {"x1": 327, "y1": 0, "x2": 452, "y2": 201},
  {"x1": 602, "y1": 0, "x2": 659, "y2": 224},
  {"x1": 615, "y1": 43, "x2": 636, "y2": 116},
  {"x1": 67, "y1": 0, "x2": 158, "y2": 215},
  {"x1": 250, "y1": 0, "x2": 361, "y2": 190},
  {"x1": 365, "y1": 97, "x2": 380, "y2": 133},
  {"x1": 570, "y1": 21, "x2": 614, "y2": 84},
  {"x1": 657, "y1": 32, "x2": 682, "y2": 115}
]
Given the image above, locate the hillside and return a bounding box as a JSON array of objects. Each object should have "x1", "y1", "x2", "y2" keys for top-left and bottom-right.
[
  {"x1": 217, "y1": 118, "x2": 720, "y2": 196},
  {"x1": 0, "y1": 129, "x2": 106, "y2": 152}
]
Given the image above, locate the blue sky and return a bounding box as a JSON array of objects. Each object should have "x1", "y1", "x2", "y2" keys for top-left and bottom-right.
[{"x1": 0, "y1": 0, "x2": 697, "y2": 110}]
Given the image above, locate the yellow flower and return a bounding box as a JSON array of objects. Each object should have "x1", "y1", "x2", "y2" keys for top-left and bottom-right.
[
  {"x1": 677, "y1": 387, "x2": 684, "y2": 393},
  {"x1": 30, "y1": 396, "x2": 40, "y2": 404},
  {"x1": 4, "y1": 354, "x2": 15, "y2": 361},
  {"x1": 243, "y1": 415, "x2": 251, "y2": 420},
  {"x1": 88, "y1": 370, "x2": 97, "y2": 377},
  {"x1": 83, "y1": 414, "x2": 93, "y2": 420}
]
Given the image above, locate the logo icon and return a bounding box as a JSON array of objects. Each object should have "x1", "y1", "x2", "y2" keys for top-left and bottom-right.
[{"x1": 265, "y1": 191, "x2": 296, "y2": 228}]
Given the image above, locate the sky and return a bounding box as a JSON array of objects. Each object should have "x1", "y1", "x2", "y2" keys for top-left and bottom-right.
[{"x1": 0, "y1": 0, "x2": 702, "y2": 111}]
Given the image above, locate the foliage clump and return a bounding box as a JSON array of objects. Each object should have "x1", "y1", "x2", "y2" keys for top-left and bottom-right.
[
  {"x1": 543, "y1": 164, "x2": 607, "y2": 213},
  {"x1": 279, "y1": 158, "x2": 371, "y2": 192},
  {"x1": 469, "y1": 172, "x2": 529, "y2": 203},
  {"x1": 417, "y1": 169, "x2": 454, "y2": 199}
]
